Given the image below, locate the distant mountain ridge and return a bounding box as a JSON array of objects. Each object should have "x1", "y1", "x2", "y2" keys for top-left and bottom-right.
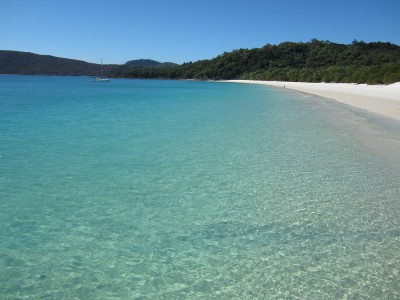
[
  {"x1": 0, "y1": 51, "x2": 104, "y2": 75},
  {"x1": 0, "y1": 50, "x2": 176, "y2": 76},
  {"x1": 123, "y1": 59, "x2": 177, "y2": 68}
]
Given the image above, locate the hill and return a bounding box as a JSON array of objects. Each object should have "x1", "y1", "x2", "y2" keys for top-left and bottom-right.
[
  {"x1": 0, "y1": 51, "x2": 108, "y2": 75},
  {"x1": 0, "y1": 51, "x2": 175, "y2": 76},
  {"x1": 110, "y1": 59, "x2": 178, "y2": 76},
  {"x1": 125, "y1": 59, "x2": 162, "y2": 67},
  {"x1": 119, "y1": 40, "x2": 400, "y2": 84},
  {"x1": 123, "y1": 59, "x2": 177, "y2": 68}
]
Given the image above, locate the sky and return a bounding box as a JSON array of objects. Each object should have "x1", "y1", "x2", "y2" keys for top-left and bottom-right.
[{"x1": 1, "y1": 0, "x2": 399, "y2": 64}]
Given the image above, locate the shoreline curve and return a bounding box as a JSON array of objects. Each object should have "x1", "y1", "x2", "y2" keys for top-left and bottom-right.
[{"x1": 224, "y1": 80, "x2": 400, "y2": 122}]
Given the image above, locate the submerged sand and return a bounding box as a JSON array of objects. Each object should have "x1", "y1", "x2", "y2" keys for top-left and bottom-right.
[{"x1": 226, "y1": 80, "x2": 400, "y2": 122}]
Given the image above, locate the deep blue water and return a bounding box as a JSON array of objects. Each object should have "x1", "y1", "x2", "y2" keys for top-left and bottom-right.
[{"x1": 1, "y1": 75, "x2": 399, "y2": 299}]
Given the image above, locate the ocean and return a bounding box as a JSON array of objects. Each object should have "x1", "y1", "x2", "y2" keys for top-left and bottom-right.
[{"x1": 1, "y1": 75, "x2": 399, "y2": 299}]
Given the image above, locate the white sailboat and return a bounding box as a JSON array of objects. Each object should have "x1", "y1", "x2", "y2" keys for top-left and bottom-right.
[{"x1": 93, "y1": 59, "x2": 109, "y2": 82}]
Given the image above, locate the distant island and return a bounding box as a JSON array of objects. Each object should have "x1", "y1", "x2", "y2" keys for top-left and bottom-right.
[
  {"x1": 1, "y1": 39, "x2": 399, "y2": 84},
  {"x1": 0, "y1": 51, "x2": 177, "y2": 77}
]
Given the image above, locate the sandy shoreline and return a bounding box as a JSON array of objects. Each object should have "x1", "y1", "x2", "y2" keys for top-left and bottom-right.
[{"x1": 225, "y1": 80, "x2": 400, "y2": 122}]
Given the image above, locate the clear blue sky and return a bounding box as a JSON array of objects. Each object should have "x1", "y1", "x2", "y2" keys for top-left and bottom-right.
[{"x1": 1, "y1": 0, "x2": 399, "y2": 64}]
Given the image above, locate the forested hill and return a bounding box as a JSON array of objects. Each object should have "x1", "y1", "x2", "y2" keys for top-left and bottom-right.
[
  {"x1": 0, "y1": 51, "x2": 174, "y2": 76},
  {"x1": 111, "y1": 59, "x2": 178, "y2": 75},
  {"x1": 118, "y1": 40, "x2": 400, "y2": 84},
  {"x1": 124, "y1": 59, "x2": 177, "y2": 68},
  {"x1": 0, "y1": 51, "x2": 110, "y2": 75}
]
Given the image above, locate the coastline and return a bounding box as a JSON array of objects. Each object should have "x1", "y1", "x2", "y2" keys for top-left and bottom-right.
[{"x1": 225, "y1": 80, "x2": 400, "y2": 122}]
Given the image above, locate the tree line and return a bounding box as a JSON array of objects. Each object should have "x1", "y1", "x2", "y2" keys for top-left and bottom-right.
[{"x1": 115, "y1": 39, "x2": 400, "y2": 84}]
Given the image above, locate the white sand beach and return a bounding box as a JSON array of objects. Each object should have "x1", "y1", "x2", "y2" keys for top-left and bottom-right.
[{"x1": 227, "y1": 80, "x2": 400, "y2": 122}]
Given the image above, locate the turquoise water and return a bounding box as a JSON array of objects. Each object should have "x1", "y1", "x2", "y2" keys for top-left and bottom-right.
[{"x1": 1, "y1": 75, "x2": 399, "y2": 299}]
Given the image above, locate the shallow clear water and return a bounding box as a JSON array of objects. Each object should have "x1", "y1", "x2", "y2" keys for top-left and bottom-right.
[{"x1": 1, "y1": 75, "x2": 399, "y2": 299}]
